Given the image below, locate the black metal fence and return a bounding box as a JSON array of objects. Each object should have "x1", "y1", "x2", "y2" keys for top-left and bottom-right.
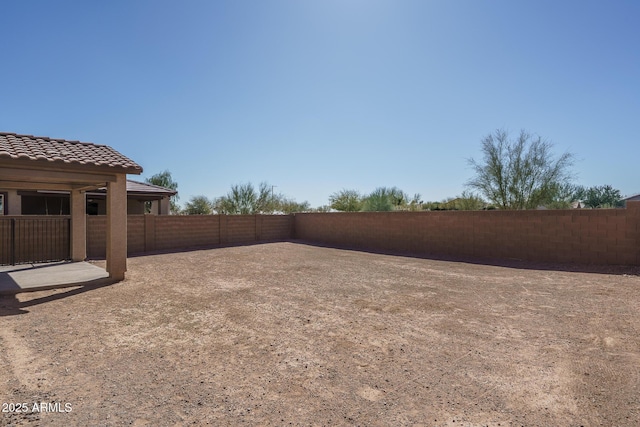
[{"x1": 0, "y1": 217, "x2": 71, "y2": 266}]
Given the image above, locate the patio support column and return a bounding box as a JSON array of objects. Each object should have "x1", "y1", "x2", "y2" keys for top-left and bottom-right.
[
  {"x1": 150, "y1": 200, "x2": 159, "y2": 215},
  {"x1": 160, "y1": 197, "x2": 170, "y2": 215},
  {"x1": 106, "y1": 173, "x2": 128, "y2": 280},
  {"x1": 70, "y1": 189, "x2": 86, "y2": 261},
  {"x1": 6, "y1": 190, "x2": 21, "y2": 215}
]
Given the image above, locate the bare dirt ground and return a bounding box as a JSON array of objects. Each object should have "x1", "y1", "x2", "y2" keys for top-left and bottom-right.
[{"x1": 1, "y1": 242, "x2": 639, "y2": 426}]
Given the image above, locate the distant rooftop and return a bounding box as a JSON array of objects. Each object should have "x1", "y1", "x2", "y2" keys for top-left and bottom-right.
[
  {"x1": 32, "y1": 180, "x2": 176, "y2": 198},
  {"x1": 0, "y1": 132, "x2": 142, "y2": 174},
  {"x1": 124, "y1": 180, "x2": 177, "y2": 196}
]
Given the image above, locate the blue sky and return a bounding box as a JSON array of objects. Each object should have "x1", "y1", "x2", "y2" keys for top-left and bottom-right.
[{"x1": 2, "y1": 0, "x2": 638, "y2": 208}]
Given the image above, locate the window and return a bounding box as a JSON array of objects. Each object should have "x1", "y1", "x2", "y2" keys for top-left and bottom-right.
[
  {"x1": 21, "y1": 195, "x2": 70, "y2": 215},
  {"x1": 87, "y1": 201, "x2": 99, "y2": 215},
  {"x1": 0, "y1": 193, "x2": 5, "y2": 215}
]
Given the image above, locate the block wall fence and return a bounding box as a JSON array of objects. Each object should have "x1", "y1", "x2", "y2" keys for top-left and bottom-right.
[
  {"x1": 84, "y1": 201, "x2": 640, "y2": 265},
  {"x1": 294, "y1": 201, "x2": 640, "y2": 265},
  {"x1": 86, "y1": 214, "x2": 293, "y2": 258}
]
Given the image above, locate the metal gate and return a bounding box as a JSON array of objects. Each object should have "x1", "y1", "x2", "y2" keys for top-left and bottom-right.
[{"x1": 0, "y1": 217, "x2": 71, "y2": 266}]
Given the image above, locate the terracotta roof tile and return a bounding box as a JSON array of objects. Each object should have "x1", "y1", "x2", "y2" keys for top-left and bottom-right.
[{"x1": 0, "y1": 132, "x2": 142, "y2": 174}]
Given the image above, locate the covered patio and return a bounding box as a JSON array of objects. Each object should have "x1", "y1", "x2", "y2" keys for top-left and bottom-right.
[{"x1": 0, "y1": 132, "x2": 142, "y2": 287}]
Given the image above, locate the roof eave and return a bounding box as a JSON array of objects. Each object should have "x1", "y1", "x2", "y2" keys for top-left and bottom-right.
[{"x1": 0, "y1": 157, "x2": 142, "y2": 175}]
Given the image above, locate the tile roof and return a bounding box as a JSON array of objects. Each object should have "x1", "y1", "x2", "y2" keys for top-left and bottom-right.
[
  {"x1": 83, "y1": 180, "x2": 176, "y2": 196},
  {"x1": 0, "y1": 132, "x2": 142, "y2": 174},
  {"x1": 125, "y1": 179, "x2": 177, "y2": 196},
  {"x1": 31, "y1": 180, "x2": 176, "y2": 197}
]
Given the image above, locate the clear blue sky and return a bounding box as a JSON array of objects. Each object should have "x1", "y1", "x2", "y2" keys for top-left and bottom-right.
[{"x1": 2, "y1": 0, "x2": 638, "y2": 208}]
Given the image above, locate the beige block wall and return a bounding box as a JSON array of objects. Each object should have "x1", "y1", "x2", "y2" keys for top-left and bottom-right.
[
  {"x1": 82, "y1": 203, "x2": 640, "y2": 266},
  {"x1": 86, "y1": 214, "x2": 294, "y2": 258},
  {"x1": 294, "y1": 202, "x2": 640, "y2": 266}
]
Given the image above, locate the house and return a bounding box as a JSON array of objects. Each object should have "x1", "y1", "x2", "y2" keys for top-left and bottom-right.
[
  {"x1": 622, "y1": 193, "x2": 640, "y2": 206},
  {"x1": 1, "y1": 179, "x2": 176, "y2": 216}
]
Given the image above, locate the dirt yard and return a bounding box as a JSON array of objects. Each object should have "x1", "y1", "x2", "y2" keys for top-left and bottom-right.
[{"x1": 1, "y1": 242, "x2": 639, "y2": 426}]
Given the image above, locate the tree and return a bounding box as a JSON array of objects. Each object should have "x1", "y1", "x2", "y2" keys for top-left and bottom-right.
[
  {"x1": 454, "y1": 190, "x2": 485, "y2": 210},
  {"x1": 183, "y1": 195, "x2": 213, "y2": 215},
  {"x1": 576, "y1": 185, "x2": 623, "y2": 208},
  {"x1": 214, "y1": 182, "x2": 278, "y2": 214},
  {"x1": 543, "y1": 183, "x2": 580, "y2": 209},
  {"x1": 423, "y1": 201, "x2": 445, "y2": 211},
  {"x1": 362, "y1": 187, "x2": 410, "y2": 212},
  {"x1": 406, "y1": 193, "x2": 423, "y2": 211},
  {"x1": 276, "y1": 198, "x2": 311, "y2": 214},
  {"x1": 362, "y1": 188, "x2": 393, "y2": 211},
  {"x1": 329, "y1": 189, "x2": 363, "y2": 212},
  {"x1": 439, "y1": 197, "x2": 459, "y2": 210},
  {"x1": 386, "y1": 187, "x2": 409, "y2": 208},
  {"x1": 467, "y1": 129, "x2": 575, "y2": 209},
  {"x1": 214, "y1": 181, "x2": 311, "y2": 214},
  {"x1": 146, "y1": 170, "x2": 180, "y2": 214}
]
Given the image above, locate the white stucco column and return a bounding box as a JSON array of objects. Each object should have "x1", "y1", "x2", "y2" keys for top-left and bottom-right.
[
  {"x1": 70, "y1": 189, "x2": 86, "y2": 261},
  {"x1": 106, "y1": 173, "x2": 128, "y2": 280}
]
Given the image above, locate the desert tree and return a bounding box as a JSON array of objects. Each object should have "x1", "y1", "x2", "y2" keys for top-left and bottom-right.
[
  {"x1": 575, "y1": 185, "x2": 623, "y2": 208},
  {"x1": 215, "y1": 182, "x2": 308, "y2": 214},
  {"x1": 361, "y1": 188, "x2": 393, "y2": 212},
  {"x1": 541, "y1": 183, "x2": 581, "y2": 209},
  {"x1": 276, "y1": 198, "x2": 311, "y2": 214},
  {"x1": 329, "y1": 189, "x2": 363, "y2": 212},
  {"x1": 422, "y1": 201, "x2": 444, "y2": 211},
  {"x1": 362, "y1": 187, "x2": 409, "y2": 212},
  {"x1": 387, "y1": 187, "x2": 409, "y2": 208},
  {"x1": 406, "y1": 193, "x2": 423, "y2": 211},
  {"x1": 145, "y1": 170, "x2": 180, "y2": 214},
  {"x1": 313, "y1": 205, "x2": 332, "y2": 212},
  {"x1": 454, "y1": 190, "x2": 486, "y2": 210},
  {"x1": 183, "y1": 195, "x2": 213, "y2": 215},
  {"x1": 467, "y1": 129, "x2": 575, "y2": 209},
  {"x1": 215, "y1": 182, "x2": 270, "y2": 214}
]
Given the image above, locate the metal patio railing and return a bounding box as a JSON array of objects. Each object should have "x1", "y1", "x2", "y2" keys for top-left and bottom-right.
[{"x1": 0, "y1": 217, "x2": 71, "y2": 266}]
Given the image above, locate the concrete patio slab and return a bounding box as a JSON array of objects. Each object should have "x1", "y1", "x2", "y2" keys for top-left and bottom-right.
[{"x1": 0, "y1": 261, "x2": 111, "y2": 295}]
